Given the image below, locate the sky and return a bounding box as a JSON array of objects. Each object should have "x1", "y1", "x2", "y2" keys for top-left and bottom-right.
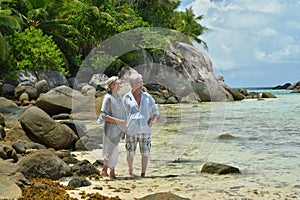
[{"x1": 179, "y1": 0, "x2": 300, "y2": 88}]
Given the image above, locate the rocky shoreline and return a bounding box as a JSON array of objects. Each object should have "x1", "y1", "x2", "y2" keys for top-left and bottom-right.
[{"x1": 1, "y1": 41, "x2": 298, "y2": 199}]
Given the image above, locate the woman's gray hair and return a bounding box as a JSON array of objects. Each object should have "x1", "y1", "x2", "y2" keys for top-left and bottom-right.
[
  {"x1": 129, "y1": 73, "x2": 143, "y2": 87},
  {"x1": 105, "y1": 76, "x2": 118, "y2": 93}
]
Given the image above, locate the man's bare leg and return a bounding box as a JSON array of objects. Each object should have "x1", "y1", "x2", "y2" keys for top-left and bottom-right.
[
  {"x1": 141, "y1": 155, "x2": 148, "y2": 178},
  {"x1": 127, "y1": 155, "x2": 134, "y2": 177}
]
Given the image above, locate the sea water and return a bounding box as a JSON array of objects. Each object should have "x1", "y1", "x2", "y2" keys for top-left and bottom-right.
[{"x1": 141, "y1": 89, "x2": 300, "y2": 191}]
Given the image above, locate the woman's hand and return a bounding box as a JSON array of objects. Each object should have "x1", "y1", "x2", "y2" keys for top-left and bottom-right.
[
  {"x1": 118, "y1": 119, "x2": 126, "y2": 126},
  {"x1": 121, "y1": 132, "x2": 126, "y2": 140}
]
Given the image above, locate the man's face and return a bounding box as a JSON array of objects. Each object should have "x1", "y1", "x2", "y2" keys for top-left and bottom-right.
[{"x1": 132, "y1": 77, "x2": 143, "y2": 92}]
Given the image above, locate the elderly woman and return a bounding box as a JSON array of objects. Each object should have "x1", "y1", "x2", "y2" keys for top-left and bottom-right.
[{"x1": 97, "y1": 76, "x2": 126, "y2": 179}]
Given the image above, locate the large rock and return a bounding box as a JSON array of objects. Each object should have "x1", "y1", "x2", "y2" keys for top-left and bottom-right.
[
  {"x1": 140, "y1": 192, "x2": 190, "y2": 200},
  {"x1": 136, "y1": 42, "x2": 230, "y2": 102},
  {"x1": 17, "y1": 150, "x2": 72, "y2": 180},
  {"x1": 18, "y1": 106, "x2": 78, "y2": 149},
  {"x1": 35, "y1": 70, "x2": 69, "y2": 89},
  {"x1": 0, "y1": 158, "x2": 29, "y2": 199},
  {"x1": 0, "y1": 175, "x2": 22, "y2": 199},
  {"x1": 0, "y1": 83, "x2": 15, "y2": 98},
  {"x1": 0, "y1": 97, "x2": 21, "y2": 114},
  {"x1": 36, "y1": 85, "x2": 94, "y2": 116},
  {"x1": 174, "y1": 42, "x2": 228, "y2": 102},
  {"x1": 0, "y1": 98, "x2": 26, "y2": 126},
  {"x1": 220, "y1": 82, "x2": 244, "y2": 101}
]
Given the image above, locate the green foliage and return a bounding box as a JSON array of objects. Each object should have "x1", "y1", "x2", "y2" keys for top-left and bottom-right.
[
  {"x1": 66, "y1": 1, "x2": 116, "y2": 57},
  {"x1": 4, "y1": 27, "x2": 66, "y2": 75},
  {"x1": 173, "y1": 7, "x2": 208, "y2": 50},
  {"x1": 13, "y1": 0, "x2": 80, "y2": 65},
  {"x1": 0, "y1": 32, "x2": 9, "y2": 62},
  {"x1": 0, "y1": 0, "x2": 21, "y2": 62},
  {"x1": 112, "y1": 4, "x2": 149, "y2": 33},
  {"x1": 1, "y1": 0, "x2": 209, "y2": 75},
  {"x1": 134, "y1": 0, "x2": 180, "y2": 28}
]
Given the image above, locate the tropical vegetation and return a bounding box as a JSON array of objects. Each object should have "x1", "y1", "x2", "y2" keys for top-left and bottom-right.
[{"x1": 0, "y1": 0, "x2": 208, "y2": 77}]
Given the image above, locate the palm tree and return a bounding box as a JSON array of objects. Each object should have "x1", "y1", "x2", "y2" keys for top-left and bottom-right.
[
  {"x1": 13, "y1": 0, "x2": 81, "y2": 66},
  {"x1": 173, "y1": 7, "x2": 208, "y2": 50},
  {"x1": 0, "y1": 6, "x2": 21, "y2": 62},
  {"x1": 134, "y1": 0, "x2": 180, "y2": 28},
  {"x1": 66, "y1": 0, "x2": 117, "y2": 58}
]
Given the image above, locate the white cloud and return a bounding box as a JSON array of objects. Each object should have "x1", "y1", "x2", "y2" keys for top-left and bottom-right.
[
  {"x1": 186, "y1": 0, "x2": 300, "y2": 86},
  {"x1": 253, "y1": 28, "x2": 277, "y2": 37}
]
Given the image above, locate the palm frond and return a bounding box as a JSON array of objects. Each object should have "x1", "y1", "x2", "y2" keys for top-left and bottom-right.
[
  {"x1": 99, "y1": 11, "x2": 115, "y2": 22},
  {"x1": 38, "y1": 20, "x2": 80, "y2": 37},
  {"x1": 38, "y1": 20, "x2": 79, "y2": 53},
  {"x1": 0, "y1": 15, "x2": 21, "y2": 35},
  {"x1": 51, "y1": 33, "x2": 79, "y2": 54},
  {"x1": 0, "y1": 32, "x2": 9, "y2": 62}
]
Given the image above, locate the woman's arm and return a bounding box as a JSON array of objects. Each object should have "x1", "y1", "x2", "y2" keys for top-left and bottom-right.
[{"x1": 106, "y1": 116, "x2": 126, "y2": 126}]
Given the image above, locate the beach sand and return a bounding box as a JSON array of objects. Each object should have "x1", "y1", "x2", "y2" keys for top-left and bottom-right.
[{"x1": 63, "y1": 148, "x2": 300, "y2": 200}]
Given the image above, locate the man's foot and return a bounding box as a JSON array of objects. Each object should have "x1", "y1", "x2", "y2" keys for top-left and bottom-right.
[
  {"x1": 141, "y1": 172, "x2": 146, "y2": 178},
  {"x1": 100, "y1": 170, "x2": 109, "y2": 177},
  {"x1": 126, "y1": 171, "x2": 134, "y2": 179}
]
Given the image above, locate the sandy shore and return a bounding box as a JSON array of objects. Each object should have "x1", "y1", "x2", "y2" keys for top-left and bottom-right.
[{"x1": 62, "y1": 148, "x2": 300, "y2": 200}]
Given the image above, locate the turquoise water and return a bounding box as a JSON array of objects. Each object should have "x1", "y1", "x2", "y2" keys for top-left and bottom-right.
[{"x1": 145, "y1": 89, "x2": 300, "y2": 190}]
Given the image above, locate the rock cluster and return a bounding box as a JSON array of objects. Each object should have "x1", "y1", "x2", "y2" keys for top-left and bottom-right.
[
  {"x1": 273, "y1": 81, "x2": 300, "y2": 93},
  {"x1": 0, "y1": 88, "x2": 104, "y2": 199}
]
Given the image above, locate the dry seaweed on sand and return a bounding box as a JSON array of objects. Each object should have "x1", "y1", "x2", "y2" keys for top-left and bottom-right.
[
  {"x1": 18, "y1": 178, "x2": 122, "y2": 200},
  {"x1": 19, "y1": 178, "x2": 76, "y2": 200}
]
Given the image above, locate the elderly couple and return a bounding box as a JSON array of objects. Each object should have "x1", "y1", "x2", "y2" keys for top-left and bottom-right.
[{"x1": 97, "y1": 73, "x2": 159, "y2": 180}]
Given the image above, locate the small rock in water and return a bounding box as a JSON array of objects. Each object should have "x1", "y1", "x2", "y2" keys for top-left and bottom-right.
[
  {"x1": 201, "y1": 162, "x2": 241, "y2": 175},
  {"x1": 217, "y1": 134, "x2": 237, "y2": 140}
]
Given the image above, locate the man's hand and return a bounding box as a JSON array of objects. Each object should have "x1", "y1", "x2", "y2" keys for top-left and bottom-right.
[{"x1": 148, "y1": 116, "x2": 158, "y2": 127}]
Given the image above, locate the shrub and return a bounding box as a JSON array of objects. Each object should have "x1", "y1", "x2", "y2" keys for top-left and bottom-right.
[{"x1": 4, "y1": 27, "x2": 66, "y2": 77}]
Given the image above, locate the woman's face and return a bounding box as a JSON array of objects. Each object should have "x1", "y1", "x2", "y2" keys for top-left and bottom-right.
[{"x1": 111, "y1": 80, "x2": 121, "y2": 93}]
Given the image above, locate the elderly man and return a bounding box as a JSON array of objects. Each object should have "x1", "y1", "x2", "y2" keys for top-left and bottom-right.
[{"x1": 123, "y1": 73, "x2": 159, "y2": 178}]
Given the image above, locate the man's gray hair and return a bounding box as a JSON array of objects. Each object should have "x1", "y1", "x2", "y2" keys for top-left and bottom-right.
[{"x1": 129, "y1": 73, "x2": 143, "y2": 87}]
